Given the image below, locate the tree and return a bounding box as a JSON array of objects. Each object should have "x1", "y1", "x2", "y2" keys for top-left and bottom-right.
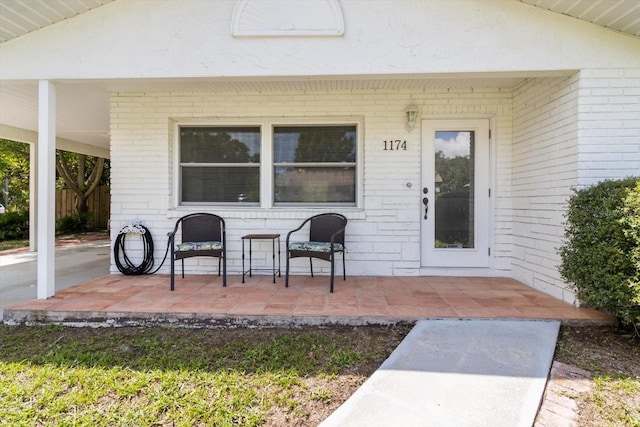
[
  {"x1": 435, "y1": 151, "x2": 471, "y2": 194},
  {"x1": 294, "y1": 128, "x2": 355, "y2": 163},
  {"x1": 55, "y1": 151, "x2": 106, "y2": 214},
  {"x1": 0, "y1": 139, "x2": 30, "y2": 211}
]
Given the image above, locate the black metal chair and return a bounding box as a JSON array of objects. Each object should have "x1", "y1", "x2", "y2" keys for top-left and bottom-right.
[
  {"x1": 168, "y1": 213, "x2": 226, "y2": 290},
  {"x1": 285, "y1": 213, "x2": 347, "y2": 293}
]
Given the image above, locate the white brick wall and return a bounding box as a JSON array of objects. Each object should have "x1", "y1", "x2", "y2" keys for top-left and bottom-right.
[
  {"x1": 510, "y1": 70, "x2": 640, "y2": 303},
  {"x1": 110, "y1": 88, "x2": 514, "y2": 278},
  {"x1": 110, "y1": 71, "x2": 639, "y2": 302},
  {"x1": 512, "y1": 74, "x2": 581, "y2": 302},
  {"x1": 577, "y1": 69, "x2": 640, "y2": 186}
]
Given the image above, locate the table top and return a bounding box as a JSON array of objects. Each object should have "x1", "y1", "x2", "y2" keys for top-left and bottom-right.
[{"x1": 242, "y1": 233, "x2": 280, "y2": 240}]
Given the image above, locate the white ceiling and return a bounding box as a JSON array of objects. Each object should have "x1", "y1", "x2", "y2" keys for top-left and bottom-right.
[{"x1": 0, "y1": 0, "x2": 638, "y2": 152}]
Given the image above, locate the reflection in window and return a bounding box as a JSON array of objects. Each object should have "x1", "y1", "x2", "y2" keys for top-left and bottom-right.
[
  {"x1": 434, "y1": 130, "x2": 475, "y2": 248},
  {"x1": 274, "y1": 126, "x2": 356, "y2": 204},
  {"x1": 180, "y1": 127, "x2": 260, "y2": 203}
]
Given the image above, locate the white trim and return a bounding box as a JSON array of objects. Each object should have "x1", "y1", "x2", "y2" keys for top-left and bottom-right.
[
  {"x1": 419, "y1": 267, "x2": 503, "y2": 277},
  {"x1": 420, "y1": 118, "x2": 491, "y2": 268},
  {"x1": 36, "y1": 80, "x2": 56, "y2": 299},
  {"x1": 231, "y1": 0, "x2": 344, "y2": 37}
]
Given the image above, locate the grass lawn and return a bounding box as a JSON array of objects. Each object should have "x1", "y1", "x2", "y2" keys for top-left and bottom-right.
[
  {"x1": 0, "y1": 238, "x2": 28, "y2": 251},
  {"x1": 0, "y1": 325, "x2": 410, "y2": 426},
  {"x1": 0, "y1": 325, "x2": 640, "y2": 427},
  {"x1": 0, "y1": 324, "x2": 638, "y2": 425}
]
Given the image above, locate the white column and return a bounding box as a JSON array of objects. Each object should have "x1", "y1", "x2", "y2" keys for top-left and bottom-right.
[
  {"x1": 29, "y1": 141, "x2": 37, "y2": 252},
  {"x1": 37, "y1": 80, "x2": 56, "y2": 299}
]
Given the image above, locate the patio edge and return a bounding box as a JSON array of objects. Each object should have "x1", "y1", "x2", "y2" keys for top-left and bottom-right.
[{"x1": 2, "y1": 309, "x2": 617, "y2": 328}]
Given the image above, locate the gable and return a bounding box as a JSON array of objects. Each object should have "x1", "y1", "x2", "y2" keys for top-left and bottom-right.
[{"x1": 1, "y1": 0, "x2": 639, "y2": 81}]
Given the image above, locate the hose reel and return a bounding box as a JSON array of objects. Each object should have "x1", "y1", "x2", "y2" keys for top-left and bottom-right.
[{"x1": 114, "y1": 221, "x2": 156, "y2": 275}]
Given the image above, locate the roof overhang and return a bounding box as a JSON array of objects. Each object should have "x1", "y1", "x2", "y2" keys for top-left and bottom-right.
[
  {"x1": 0, "y1": 0, "x2": 638, "y2": 153},
  {"x1": 0, "y1": 71, "x2": 573, "y2": 151}
]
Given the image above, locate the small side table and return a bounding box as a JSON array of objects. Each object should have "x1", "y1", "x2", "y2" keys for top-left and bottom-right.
[{"x1": 242, "y1": 234, "x2": 281, "y2": 283}]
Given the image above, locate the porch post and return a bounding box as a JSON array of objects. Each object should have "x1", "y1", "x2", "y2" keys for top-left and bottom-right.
[
  {"x1": 29, "y1": 141, "x2": 37, "y2": 251},
  {"x1": 36, "y1": 80, "x2": 56, "y2": 299}
]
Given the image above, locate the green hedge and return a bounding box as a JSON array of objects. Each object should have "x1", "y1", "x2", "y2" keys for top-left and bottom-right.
[
  {"x1": 559, "y1": 177, "x2": 640, "y2": 330},
  {"x1": 55, "y1": 213, "x2": 93, "y2": 235},
  {"x1": 0, "y1": 212, "x2": 95, "y2": 242},
  {"x1": 0, "y1": 210, "x2": 29, "y2": 241}
]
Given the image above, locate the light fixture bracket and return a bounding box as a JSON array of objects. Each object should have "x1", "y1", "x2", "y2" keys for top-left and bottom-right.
[{"x1": 405, "y1": 105, "x2": 420, "y2": 132}]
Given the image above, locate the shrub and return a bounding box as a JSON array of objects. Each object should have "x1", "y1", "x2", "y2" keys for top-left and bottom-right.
[
  {"x1": 0, "y1": 210, "x2": 29, "y2": 241},
  {"x1": 55, "y1": 213, "x2": 93, "y2": 235},
  {"x1": 559, "y1": 177, "x2": 640, "y2": 330}
]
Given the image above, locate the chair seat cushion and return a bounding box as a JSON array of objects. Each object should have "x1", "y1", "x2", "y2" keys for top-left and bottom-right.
[
  {"x1": 176, "y1": 241, "x2": 223, "y2": 252},
  {"x1": 288, "y1": 241, "x2": 344, "y2": 252}
]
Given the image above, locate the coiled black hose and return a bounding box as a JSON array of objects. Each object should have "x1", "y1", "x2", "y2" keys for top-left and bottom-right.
[{"x1": 114, "y1": 223, "x2": 169, "y2": 275}]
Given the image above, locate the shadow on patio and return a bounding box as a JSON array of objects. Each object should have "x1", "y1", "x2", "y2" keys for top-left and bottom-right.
[{"x1": 3, "y1": 274, "x2": 615, "y2": 327}]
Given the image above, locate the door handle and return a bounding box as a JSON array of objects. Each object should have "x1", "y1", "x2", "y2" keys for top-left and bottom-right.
[{"x1": 422, "y1": 187, "x2": 429, "y2": 219}]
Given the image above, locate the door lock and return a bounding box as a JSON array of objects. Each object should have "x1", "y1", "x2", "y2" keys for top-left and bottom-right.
[{"x1": 422, "y1": 188, "x2": 429, "y2": 219}]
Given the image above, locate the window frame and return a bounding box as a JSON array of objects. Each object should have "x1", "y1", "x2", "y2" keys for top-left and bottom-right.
[
  {"x1": 272, "y1": 124, "x2": 358, "y2": 207},
  {"x1": 173, "y1": 117, "x2": 363, "y2": 209},
  {"x1": 177, "y1": 124, "x2": 263, "y2": 206}
]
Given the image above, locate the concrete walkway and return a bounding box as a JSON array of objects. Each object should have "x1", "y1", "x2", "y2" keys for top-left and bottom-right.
[
  {"x1": 322, "y1": 318, "x2": 560, "y2": 427},
  {"x1": 0, "y1": 238, "x2": 111, "y2": 318}
]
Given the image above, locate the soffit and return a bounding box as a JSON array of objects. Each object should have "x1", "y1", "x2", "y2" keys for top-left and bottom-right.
[
  {"x1": 0, "y1": 74, "x2": 534, "y2": 150},
  {"x1": 518, "y1": 0, "x2": 640, "y2": 38},
  {"x1": 0, "y1": 0, "x2": 114, "y2": 43}
]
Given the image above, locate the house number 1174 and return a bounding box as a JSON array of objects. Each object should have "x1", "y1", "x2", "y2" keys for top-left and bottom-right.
[{"x1": 383, "y1": 140, "x2": 407, "y2": 151}]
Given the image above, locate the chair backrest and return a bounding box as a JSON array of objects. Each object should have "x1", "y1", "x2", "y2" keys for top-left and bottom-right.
[
  {"x1": 179, "y1": 213, "x2": 225, "y2": 243},
  {"x1": 309, "y1": 213, "x2": 347, "y2": 244}
]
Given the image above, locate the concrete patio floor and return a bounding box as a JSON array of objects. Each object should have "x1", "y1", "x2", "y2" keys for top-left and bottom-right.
[{"x1": 3, "y1": 273, "x2": 615, "y2": 327}]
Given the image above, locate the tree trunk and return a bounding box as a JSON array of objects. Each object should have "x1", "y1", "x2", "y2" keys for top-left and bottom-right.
[{"x1": 56, "y1": 152, "x2": 105, "y2": 215}]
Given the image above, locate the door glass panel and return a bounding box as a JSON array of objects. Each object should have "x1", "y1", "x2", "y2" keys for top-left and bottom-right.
[{"x1": 434, "y1": 131, "x2": 475, "y2": 249}]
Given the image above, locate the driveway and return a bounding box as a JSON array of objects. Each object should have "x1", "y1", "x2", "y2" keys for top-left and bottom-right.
[{"x1": 0, "y1": 238, "x2": 111, "y2": 318}]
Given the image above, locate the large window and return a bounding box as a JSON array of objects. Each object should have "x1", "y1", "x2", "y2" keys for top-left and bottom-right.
[
  {"x1": 180, "y1": 126, "x2": 260, "y2": 204},
  {"x1": 178, "y1": 122, "x2": 358, "y2": 207},
  {"x1": 274, "y1": 126, "x2": 356, "y2": 205}
]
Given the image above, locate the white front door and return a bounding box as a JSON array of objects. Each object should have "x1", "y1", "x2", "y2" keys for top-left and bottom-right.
[{"x1": 421, "y1": 119, "x2": 490, "y2": 268}]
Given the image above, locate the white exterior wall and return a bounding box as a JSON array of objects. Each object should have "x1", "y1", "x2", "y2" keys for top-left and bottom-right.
[
  {"x1": 111, "y1": 87, "x2": 513, "y2": 278},
  {"x1": 511, "y1": 70, "x2": 640, "y2": 302},
  {"x1": 577, "y1": 69, "x2": 640, "y2": 186},
  {"x1": 1, "y1": 0, "x2": 639, "y2": 303},
  {"x1": 511, "y1": 75, "x2": 580, "y2": 301},
  {"x1": 3, "y1": 0, "x2": 640, "y2": 80}
]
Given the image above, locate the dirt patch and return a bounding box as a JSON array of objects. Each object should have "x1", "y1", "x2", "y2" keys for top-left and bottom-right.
[
  {"x1": 549, "y1": 325, "x2": 640, "y2": 426},
  {"x1": 555, "y1": 326, "x2": 640, "y2": 377}
]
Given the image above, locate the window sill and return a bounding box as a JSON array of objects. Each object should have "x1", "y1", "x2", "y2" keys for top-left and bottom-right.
[{"x1": 167, "y1": 207, "x2": 365, "y2": 221}]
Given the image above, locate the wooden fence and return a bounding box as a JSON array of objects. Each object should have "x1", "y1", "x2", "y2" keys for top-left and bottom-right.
[{"x1": 56, "y1": 185, "x2": 110, "y2": 230}]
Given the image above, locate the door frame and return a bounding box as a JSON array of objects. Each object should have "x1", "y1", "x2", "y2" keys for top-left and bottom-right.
[{"x1": 420, "y1": 117, "x2": 494, "y2": 271}]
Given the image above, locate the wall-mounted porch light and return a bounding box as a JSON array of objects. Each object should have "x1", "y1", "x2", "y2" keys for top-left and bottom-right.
[{"x1": 405, "y1": 105, "x2": 420, "y2": 132}]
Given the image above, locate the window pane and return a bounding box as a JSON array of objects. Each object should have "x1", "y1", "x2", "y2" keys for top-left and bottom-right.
[
  {"x1": 274, "y1": 166, "x2": 355, "y2": 203},
  {"x1": 182, "y1": 167, "x2": 259, "y2": 203},
  {"x1": 434, "y1": 130, "x2": 475, "y2": 248},
  {"x1": 274, "y1": 126, "x2": 356, "y2": 163},
  {"x1": 181, "y1": 127, "x2": 260, "y2": 164}
]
